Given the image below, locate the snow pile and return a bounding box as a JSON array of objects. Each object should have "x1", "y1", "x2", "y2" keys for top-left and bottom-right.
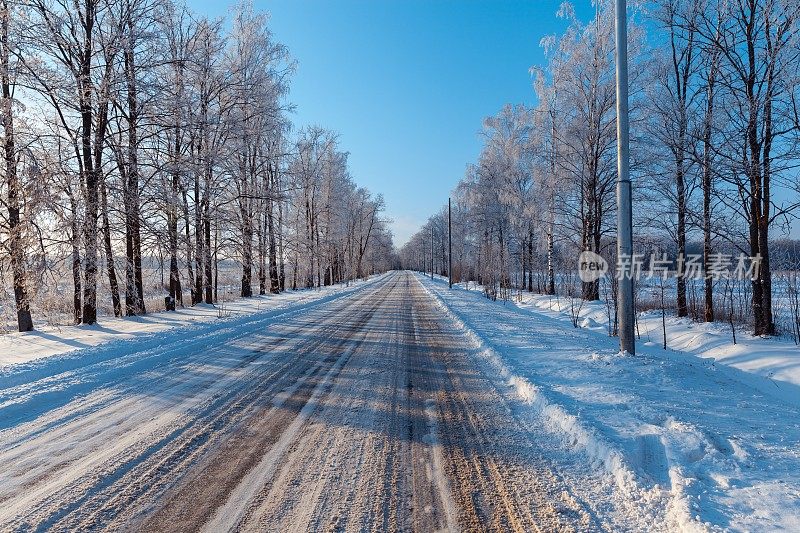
[{"x1": 418, "y1": 273, "x2": 800, "y2": 532}]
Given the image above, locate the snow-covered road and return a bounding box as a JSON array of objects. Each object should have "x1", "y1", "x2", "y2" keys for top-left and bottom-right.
[{"x1": 0, "y1": 271, "x2": 595, "y2": 532}]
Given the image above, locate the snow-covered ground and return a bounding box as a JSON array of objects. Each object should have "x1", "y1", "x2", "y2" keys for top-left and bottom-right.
[
  {"x1": 2, "y1": 270, "x2": 797, "y2": 531},
  {"x1": 418, "y1": 273, "x2": 800, "y2": 531},
  {"x1": 0, "y1": 275, "x2": 385, "y2": 370},
  {"x1": 523, "y1": 289, "x2": 800, "y2": 408}
]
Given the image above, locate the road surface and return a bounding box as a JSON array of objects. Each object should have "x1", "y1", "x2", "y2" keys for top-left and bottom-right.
[{"x1": 0, "y1": 271, "x2": 594, "y2": 532}]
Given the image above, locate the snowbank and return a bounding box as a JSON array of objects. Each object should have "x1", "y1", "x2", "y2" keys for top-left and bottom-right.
[
  {"x1": 521, "y1": 292, "x2": 800, "y2": 409},
  {"x1": 417, "y1": 273, "x2": 800, "y2": 532}
]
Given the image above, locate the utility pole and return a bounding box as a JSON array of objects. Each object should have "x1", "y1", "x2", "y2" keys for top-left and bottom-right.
[
  {"x1": 448, "y1": 198, "x2": 453, "y2": 288},
  {"x1": 615, "y1": 0, "x2": 635, "y2": 355},
  {"x1": 430, "y1": 224, "x2": 434, "y2": 280}
]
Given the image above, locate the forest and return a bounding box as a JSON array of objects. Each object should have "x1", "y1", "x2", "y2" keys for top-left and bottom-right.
[
  {"x1": 0, "y1": 0, "x2": 394, "y2": 332},
  {"x1": 401, "y1": 0, "x2": 800, "y2": 339}
]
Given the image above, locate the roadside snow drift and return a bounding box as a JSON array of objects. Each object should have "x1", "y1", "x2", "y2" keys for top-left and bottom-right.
[{"x1": 417, "y1": 273, "x2": 800, "y2": 532}]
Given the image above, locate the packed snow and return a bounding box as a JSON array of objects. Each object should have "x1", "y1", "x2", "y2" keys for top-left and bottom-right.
[{"x1": 0, "y1": 271, "x2": 596, "y2": 531}]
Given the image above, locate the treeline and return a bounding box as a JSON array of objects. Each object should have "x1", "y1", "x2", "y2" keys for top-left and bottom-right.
[
  {"x1": 0, "y1": 0, "x2": 393, "y2": 332},
  {"x1": 401, "y1": 0, "x2": 800, "y2": 337}
]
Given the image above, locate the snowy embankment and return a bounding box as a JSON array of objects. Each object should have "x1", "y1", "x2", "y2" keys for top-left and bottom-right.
[
  {"x1": 417, "y1": 273, "x2": 800, "y2": 532},
  {"x1": 0, "y1": 275, "x2": 386, "y2": 371},
  {"x1": 524, "y1": 290, "x2": 800, "y2": 408}
]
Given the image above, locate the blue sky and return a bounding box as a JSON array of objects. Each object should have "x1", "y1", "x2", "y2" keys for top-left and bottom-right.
[{"x1": 186, "y1": 0, "x2": 592, "y2": 245}]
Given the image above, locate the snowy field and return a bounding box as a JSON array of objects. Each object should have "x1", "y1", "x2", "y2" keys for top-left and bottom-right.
[{"x1": 523, "y1": 289, "x2": 800, "y2": 407}]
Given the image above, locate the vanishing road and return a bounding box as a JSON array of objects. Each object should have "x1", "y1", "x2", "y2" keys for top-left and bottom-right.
[{"x1": 0, "y1": 271, "x2": 595, "y2": 532}]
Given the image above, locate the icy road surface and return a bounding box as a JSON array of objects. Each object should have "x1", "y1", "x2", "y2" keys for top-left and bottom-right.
[{"x1": 0, "y1": 271, "x2": 598, "y2": 532}]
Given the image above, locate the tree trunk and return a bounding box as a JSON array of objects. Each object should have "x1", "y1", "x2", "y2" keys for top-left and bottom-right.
[
  {"x1": 1, "y1": 3, "x2": 33, "y2": 331},
  {"x1": 93, "y1": 50, "x2": 117, "y2": 320},
  {"x1": 749, "y1": 190, "x2": 764, "y2": 333},
  {"x1": 194, "y1": 172, "x2": 203, "y2": 305},
  {"x1": 546, "y1": 224, "x2": 555, "y2": 295},
  {"x1": 213, "y1": 222, "x2": 219, "y2": 302},
  {"x1": 676, "y1": 157, "x2": 687, "y2": 317},
  {"x1": 69, "y1": 193, "x2": 82, "y2": 324},
  {"x1": 240, "y1": 212, "x2": 253, "y2": 297},
  {"x1": 702, "y1": 58, "x2": 717, "y2": 322},
  {"x1": 268, "y1": 196, "x2": 279, "y2": 293},
  {"x1": 168, "y1": 173, "x2": 182, "y2": 307},
  {"x1": 258, "y1": 209, "x2": 267, "y2": 295},
  {"x1": 123, "y1": 31, "x2": 145, "y2": 316},
  {"x1": 100, "y1": 173, "x2": 122, "y2": 317},
  {"x1": 80, "y1": 25, "x2": 99, "y2": 325},
  {"x1": 204, "y1": 203, "x2": 213, "y2": 303},
  {"x1": 760, "y1": 81, "x2": 774, "y2": 335},
  {"x1": 581, "y1": 208, "x2": 600, "y2": 301},
  {"x1": 181, "y1": 190, "x2": 193, "y2": 306},
  {"x1": 278, "y1": 197, "x2": 285, "y2": 291}
]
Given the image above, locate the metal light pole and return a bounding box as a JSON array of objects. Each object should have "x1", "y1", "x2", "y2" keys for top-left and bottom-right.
[
  {"x1": 448, "y1": 198, "x2": 453, "y2": 288},
  {"x1": 615, "y1": 0, "x2": 635, "y2": 355}
]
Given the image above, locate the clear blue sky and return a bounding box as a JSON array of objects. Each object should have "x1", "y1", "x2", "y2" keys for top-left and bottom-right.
[{"x1": 186, "y1": 0, "x2": 593, "y2": 245}]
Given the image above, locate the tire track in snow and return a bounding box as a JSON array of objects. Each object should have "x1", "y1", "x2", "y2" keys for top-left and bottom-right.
[
  {"x1": 200, "y1": 281, "x2": 394, "y2": 532},
  {"x1": 0, "y1": 275, "x2": 397, "y2": 530}
]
